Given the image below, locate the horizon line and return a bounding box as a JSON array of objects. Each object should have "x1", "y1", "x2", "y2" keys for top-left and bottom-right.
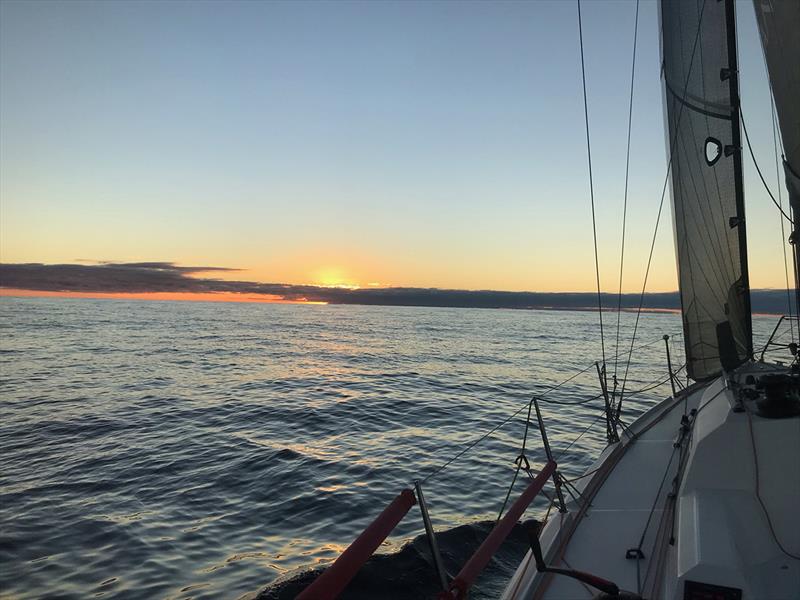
[
  {"x1": 0, "y1": 262, "x2": 793, "y2": 314},
  {"x1": 0, "y1": 289, "x2": 790, "y2": 317}
]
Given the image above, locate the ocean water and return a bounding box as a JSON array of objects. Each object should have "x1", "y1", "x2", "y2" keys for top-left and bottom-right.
[{"x1": 0, "y1": 297, "x2": 783, "y2": 599}]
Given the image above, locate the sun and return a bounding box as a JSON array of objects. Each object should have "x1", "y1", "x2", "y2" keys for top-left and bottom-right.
[{"x1": 313, "y1": 267, "x2": 359, "y2": 289}]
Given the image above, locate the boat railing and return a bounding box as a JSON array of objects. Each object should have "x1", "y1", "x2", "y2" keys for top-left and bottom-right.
[
  {"x1": 297, "y1": 387, "x2": 568, "y2": 600},
  {"x1": 758, "y1": 314, "x2": 798, "y2": 362},
  {"x1": 296, "y1": 334, "x2": 685, "y2": 599},
  {"x1": 296, "y1": 459, "x2": 558, "y2": 600},
  {"x1": 296, "y1": 489, "x2": 418, "y2": 600},
  {"x1": 438, "y1": 461, "x2": 556, "y2": 600}
]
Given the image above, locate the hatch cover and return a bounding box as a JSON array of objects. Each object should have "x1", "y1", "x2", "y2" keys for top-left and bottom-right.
[{"x1": 684, "y1": 580, "x2": 743, "y2": 600}]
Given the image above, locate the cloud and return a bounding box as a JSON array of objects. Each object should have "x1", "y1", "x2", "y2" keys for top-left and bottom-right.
[
  {"x1": 0, "y1": 261, "x2": 792, "y2": 314},
  {"x1": 96, "y1": 261, "x2": 240, "y2": 273}
]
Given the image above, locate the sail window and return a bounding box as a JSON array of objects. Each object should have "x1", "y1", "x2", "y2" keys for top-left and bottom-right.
[{"x1": 705, "y1": 137, "x2": 722, "y2": 166}]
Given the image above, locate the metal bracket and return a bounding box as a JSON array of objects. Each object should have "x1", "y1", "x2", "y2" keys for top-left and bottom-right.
[
  {"x1": 596, "y1": 362, "x2": 619, "y2": 444},
  {"x1": 414, "y1": 481, "x2": 448, "y2": 592},
  {"x1": 625, "y1": 548, "x2": 645, "y2": 560},
  {"x1": 663, "y1": 335, "x2": 678, "y2": 399},
  {"x1": 533, "y1": 397, "x2": 568, "y2": 513}
]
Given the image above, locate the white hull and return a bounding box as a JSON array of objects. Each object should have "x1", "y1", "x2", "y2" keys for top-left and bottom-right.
[{"x1": 505, "y1": 363, "x2": 800, "y2": 600}]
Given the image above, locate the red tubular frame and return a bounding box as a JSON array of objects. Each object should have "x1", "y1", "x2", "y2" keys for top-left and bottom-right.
[
  {"x1": 440, "y1": 460, "x2": 557, "y2": 599},
  {"x1": 296, "y1": 488, "x2": 416, "y2": 600}
]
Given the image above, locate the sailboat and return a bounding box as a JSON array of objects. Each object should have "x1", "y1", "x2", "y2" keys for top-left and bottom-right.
[
  {"x1": 502, "y1": 1, "x2": 800, "y2": 597},
  {"x1": 296, "y1": 0, "x2": 800, "y2": 598}
]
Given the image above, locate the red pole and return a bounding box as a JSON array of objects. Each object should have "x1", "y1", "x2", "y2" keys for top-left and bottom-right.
[
  {"x1": 440, "y1": 460, "x2": 556, "y2": 599},
  {"x1": 297, "y1": 488, "x2": 416, "y2": 600}
]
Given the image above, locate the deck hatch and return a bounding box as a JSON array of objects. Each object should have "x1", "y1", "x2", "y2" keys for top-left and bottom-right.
[{"x1": 683, "y1": 579, "x2": 742, "y2": 600}]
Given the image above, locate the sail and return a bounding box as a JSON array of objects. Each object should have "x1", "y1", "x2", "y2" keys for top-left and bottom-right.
[
  {"x1": 659, "y1": 0, "x2": 752, "y2": 381},
  {"x1": 752, "y1": 0, "x2": 800, "y2": 311}
]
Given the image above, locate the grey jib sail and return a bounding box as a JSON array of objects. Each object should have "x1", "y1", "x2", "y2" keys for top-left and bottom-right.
[
  {"x1": 753, "y1": 0, "x2": 800, "y2": 314},
  {"x1": 659, "y1": 0, "x2": 752, "y2": 381}
]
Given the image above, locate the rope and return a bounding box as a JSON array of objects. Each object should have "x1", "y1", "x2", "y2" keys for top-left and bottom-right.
[
  {"x1": 542, "y1": 392, "x2": 686, "y2": 594},
  {"x1": 616, "y1": 176, "x2": 670, "y2": 417},
  {"x1": 417, "y1": 392, "x2": 551, "y2": 484},
  {"x1": 744, "y1": 403, "x2": 800, "y2": 560},
  {"x1": 555, "y1": 408, "x2": 607, "y2": 461},
  {"x1": 617, "y1": 0, "x2": 708, "y2": 419},
  {"x1": 634, "y1": 386, "x2": 725, "y2": 593},
  {"x1": 419, "y1": 403, "x2": 529, "y2": 484},
  {"x1": 539, "y1": 392, "x2": 604, "y2": 407},
  {"x1": 496, "y1": 343, "x2": 679, "y2": 519},
  {"x1": 633, "y1": 443, "x2": 679, "y2": 595},
  {"x1": 420, "y1": 361, "x2": 598, "y2": 483},
  {"x1": 628, "y1": 365, "x2": 686, "y2": 396},
  {"x1": 631, "y1": 384, "x2": 711, "y2": 594},
  {"x1": 540, "y1": 364, "x2": 682, "y2": 406},
  {"x1": 771, "y1": 97, "x2": 796, "y2": 343},
  {"x1": 534, "y1": 361, "x2": 598, "y2": 398},
  {"x1": 420, "y1": 336, "x2": 679, "y2": 484},
  {"x1": 741, "y1": 110, "x2": 793, "y2": 224},
  {"x1": 577, "y1": 0, "x2": 607, "y2": 372},
  {"x1": 614, "y1": 0, "x2": 640, "y2": 385},
  {"x1": 560, "y1": 464, "x2": 604, "y2": 484},
  {"x1": 553, "y1": 362, "x2": 683, "y2": 461}
]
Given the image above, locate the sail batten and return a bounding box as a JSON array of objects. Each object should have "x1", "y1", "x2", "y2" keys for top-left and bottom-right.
[{"x1": 659, "y1": 0, "x2": 752, "y2": 381}]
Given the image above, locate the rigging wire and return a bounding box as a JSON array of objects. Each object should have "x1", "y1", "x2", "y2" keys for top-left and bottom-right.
[
  {"x1": 539, "y1": 392, "x2": 603, "y2": 407},
  {"x1": 535, "y1": 337, "x2": 668, "y2": 406},
  {"x1": 577, "y1": 0, "x2": 607, "y2": 373},
  {"x1": 614, "y1": 0, "x2": 640, "y2": 385},
  {"x1": 770, "y1": 97, "x2": 795, "y2": 342},
  {"x1": 419, "y1": 336, "x2": 681, "y2": 484},
  {"x1": 617, "y1": 171, "x2": 671, "y2": 416},
  {"x1": 419, "y1": 403, "x2": 527, "y2": 484},
  {"x1": 553, "y1": 365, "x2": 683, "y2": 462},
  {"x1": 555, "y1": 408, "x2": 608, "y2": 461},
  {"x1": 538, "y1": 363, "x2": 682, "y2": 406},
  {"x1": 617, "y1": 0, "x2": 708, "y2": 419},
  {"x1": 740, "y1": 111, "x2": 794, "y2": 224}
]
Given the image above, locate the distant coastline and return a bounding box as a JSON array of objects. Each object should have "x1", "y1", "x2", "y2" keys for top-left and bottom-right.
[{"x1": 0, "y1": 262, "x2": 792, "y2": 315}]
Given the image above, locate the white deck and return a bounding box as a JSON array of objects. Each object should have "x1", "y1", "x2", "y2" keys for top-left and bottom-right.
[{"x1": 504, "y1": 365, "x2": 800, "y2": 600}]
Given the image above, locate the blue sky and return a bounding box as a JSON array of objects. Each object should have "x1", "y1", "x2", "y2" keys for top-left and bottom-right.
[{"x1": 0, "y1": 0, "x2": 791, "y2": 292}]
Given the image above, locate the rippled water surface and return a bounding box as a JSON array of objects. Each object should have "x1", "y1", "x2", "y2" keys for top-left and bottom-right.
[{"x1": 0, "y1": 298, "x2": 780, "y2": 599}]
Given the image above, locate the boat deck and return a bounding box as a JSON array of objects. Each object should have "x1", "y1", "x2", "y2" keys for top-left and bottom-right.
[
  {"x1": 504, "y1": 386, "x2": 700, "y2": 599},
  {"x1": 505, "y1": 365, "x2": 800, "y2": 600}
]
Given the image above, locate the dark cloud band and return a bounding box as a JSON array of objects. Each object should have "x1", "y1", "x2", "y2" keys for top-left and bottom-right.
[{"x1": 0, "y1": 262, "x2": 790, "y2": 314}]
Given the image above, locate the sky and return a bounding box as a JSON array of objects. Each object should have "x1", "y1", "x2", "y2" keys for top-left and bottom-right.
[{"x1": 0, "y1": 0, "x2": 793, "y2": 294}]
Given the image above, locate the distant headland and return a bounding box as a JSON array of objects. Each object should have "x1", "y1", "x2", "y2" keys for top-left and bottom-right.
[{"x1": 0, "y1": 262, "x2": 792, "y2": 315}]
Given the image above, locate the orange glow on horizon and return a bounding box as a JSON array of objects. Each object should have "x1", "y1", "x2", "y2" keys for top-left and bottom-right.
[
  {"x1": 0, "y1": 288, "x2": 326, "y2": 305},
  {"x1": 310, "y1": 266, "x2": 360, "y2": 289}
]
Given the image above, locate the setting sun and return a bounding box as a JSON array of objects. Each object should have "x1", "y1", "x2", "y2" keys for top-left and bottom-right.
[{"x1": 312, "y1": 267, "x2": 360, "y2": 289}]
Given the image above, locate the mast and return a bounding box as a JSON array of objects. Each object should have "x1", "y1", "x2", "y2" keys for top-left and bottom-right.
[
  {"x1": 752, "y1": 0, "x2": 800, "y2": 316},
  {"x1": 724, "y1": 0, "x2": 753, "y2": 360}
]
